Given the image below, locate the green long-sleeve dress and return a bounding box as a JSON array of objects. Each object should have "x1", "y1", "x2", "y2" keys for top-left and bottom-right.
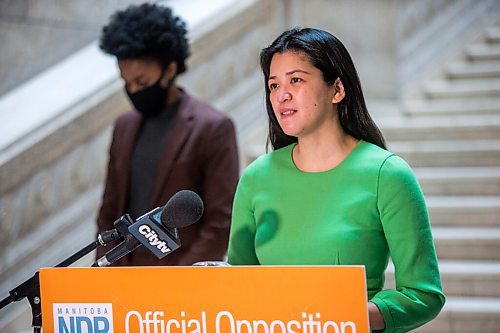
[{"x1": 228, "y1": 140, "x2": 445, "y2": 333}]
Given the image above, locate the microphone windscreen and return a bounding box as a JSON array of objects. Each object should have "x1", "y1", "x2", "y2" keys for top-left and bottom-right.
[{"x1": 161, "y1": 190, "x2": 204, "y2": 229}]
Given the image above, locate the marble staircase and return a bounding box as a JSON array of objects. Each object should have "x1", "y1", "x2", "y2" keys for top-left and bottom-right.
[{"x1": 393, "y1": 17, "x2": 500, "y2": 333}]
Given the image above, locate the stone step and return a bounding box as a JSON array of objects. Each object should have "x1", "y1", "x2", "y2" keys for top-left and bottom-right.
[
  {"x1": 379, "y1": 114, "x2": 500, "y2": 141},
  {"x1": 415, "y1": 296, "x2": 500, "y2": 333},
  {"x1": 415, "y1": 167, "x2": 500, "y2": 196},
  {"x1": 423, "y1": 78, "x2": 500, "y2": 99},
  {"x1": 389, "y1": 140, "x2": 500, "y2": 167},
  {"x1": 466, "y1": 44, "x2": 500, "y2": 61},
  {"x1": 246, "y1": 140, "x2": 500, "y2": 168},
  {"x1": 438, "y1": 260, "x2": 500, "y2": 298},
  {"x1": 485, "y1": 26, "x2": 500, "y2": 43},
  {"x1": 403, "y1": 97, "x2": 500, "y2": 117},
  {"x1": 426, "y1": 196, "x2": 500, "y2": 227},
  {"x1": 385, "y1": 260, "x2": 500, "y2": 297},
  {"x1": 433, "y1": 227, "x2": 500, "y2": 260},
  {"x1": 446, "y1": 61, "x2": 500, "y2": 79}
]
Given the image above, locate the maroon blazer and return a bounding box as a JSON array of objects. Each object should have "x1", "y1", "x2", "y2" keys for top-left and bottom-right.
[{"x1": 96, "y1": 90, "x2": 239, "y2": 266}]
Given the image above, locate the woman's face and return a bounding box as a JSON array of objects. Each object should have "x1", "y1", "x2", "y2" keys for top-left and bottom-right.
[{"x1": 268, "y1": 51, "x2": 337, "y2": 139}]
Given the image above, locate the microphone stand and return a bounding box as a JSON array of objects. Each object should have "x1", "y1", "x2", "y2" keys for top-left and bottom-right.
[{"x1": 0, "y1": 229, "x2": 120, "y2": 333}]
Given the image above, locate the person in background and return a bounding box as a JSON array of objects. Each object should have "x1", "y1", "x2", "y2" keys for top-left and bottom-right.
[
  {"x1": 96, "y1": 3, "x2": 239, "y2": 266},
  {"x1": 227, "y1": 27, "x2": 444, "y2": 332}
]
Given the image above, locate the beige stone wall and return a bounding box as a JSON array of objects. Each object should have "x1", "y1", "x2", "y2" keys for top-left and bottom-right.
[{"x1": 0, "y1": 0, "x2": 155, "y2": 96}]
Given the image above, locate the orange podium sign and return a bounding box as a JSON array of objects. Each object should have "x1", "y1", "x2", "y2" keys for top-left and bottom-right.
[{"x1": 40, "y1": 266, "x2": 368, "y2": 333}]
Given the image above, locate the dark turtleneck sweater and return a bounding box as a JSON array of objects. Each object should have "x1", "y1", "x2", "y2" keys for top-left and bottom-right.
[{"x1": 126, "y1": 102, "x2": 179, "y2": 219}]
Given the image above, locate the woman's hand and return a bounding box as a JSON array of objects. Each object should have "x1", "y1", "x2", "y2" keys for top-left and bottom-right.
[{"x1": 368, "y1": 301, "x2": 385, "y2": 331}]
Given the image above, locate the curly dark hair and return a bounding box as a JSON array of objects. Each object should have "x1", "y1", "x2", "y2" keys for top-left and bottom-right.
[{"x1": 99, "y1": 3, "x2": 190, "y2": 75}]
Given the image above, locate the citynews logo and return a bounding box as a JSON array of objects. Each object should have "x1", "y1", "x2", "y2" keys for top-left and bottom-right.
[
  {"x1": 137, "y1": 224, "x2": 172, "y2": 254},
  {"x1": 53, "y1": 303, "x2": 113, "y2": 333}
]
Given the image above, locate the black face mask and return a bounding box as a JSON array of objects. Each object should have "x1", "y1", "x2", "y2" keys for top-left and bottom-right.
[{"x1": 126, "y1": 72, "x2": 169, "y2": 118}]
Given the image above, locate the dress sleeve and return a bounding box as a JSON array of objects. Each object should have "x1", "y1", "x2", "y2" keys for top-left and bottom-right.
[
  {"x1": 227, "y1": 168, "x2": 260, "y2": 265},
  {"x1": 370, "y1": 155, "x2": 445, "y2": 333}
]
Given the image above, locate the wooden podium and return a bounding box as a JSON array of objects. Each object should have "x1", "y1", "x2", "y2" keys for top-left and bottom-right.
[{"x1": 40, "y1": 266, "x2": 369, "y2": 332}]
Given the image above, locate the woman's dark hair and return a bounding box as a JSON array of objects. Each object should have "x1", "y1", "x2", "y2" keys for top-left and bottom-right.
[
  {"x1": 260, "y1": 27, "x2": 386, "y2": 151},
  {"x1": 99, "y1": 3, "x2": 190, "y2": 75}
]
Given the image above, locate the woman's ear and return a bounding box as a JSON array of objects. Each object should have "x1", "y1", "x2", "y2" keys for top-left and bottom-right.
[{"x1": 332, "y1": 78, "x2": 346, "y2": 104}]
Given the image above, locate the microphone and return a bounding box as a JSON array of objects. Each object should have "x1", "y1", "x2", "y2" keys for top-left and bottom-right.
[{"x1": 93, "y1": 190, "x2": 204, "y2": 267}]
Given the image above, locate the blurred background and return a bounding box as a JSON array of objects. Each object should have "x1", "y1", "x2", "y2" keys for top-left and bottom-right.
[{"x1": 1, "y1": 0, "x2": 499, "y2": 332}]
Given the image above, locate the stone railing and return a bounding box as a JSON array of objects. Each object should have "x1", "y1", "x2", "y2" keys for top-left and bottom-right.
[
  {"x1": 398, "y1": 0, "x2": 500, "y2": 96},
  {"x1": 0, "y1": 41, "x2": 129, "y2": 332},
  {"x1": 283, "y1": 0, "x2": 500, "y2": 100},
  {"x1": 398, "y1": 0, "x2": 459, "y2": 42}
]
